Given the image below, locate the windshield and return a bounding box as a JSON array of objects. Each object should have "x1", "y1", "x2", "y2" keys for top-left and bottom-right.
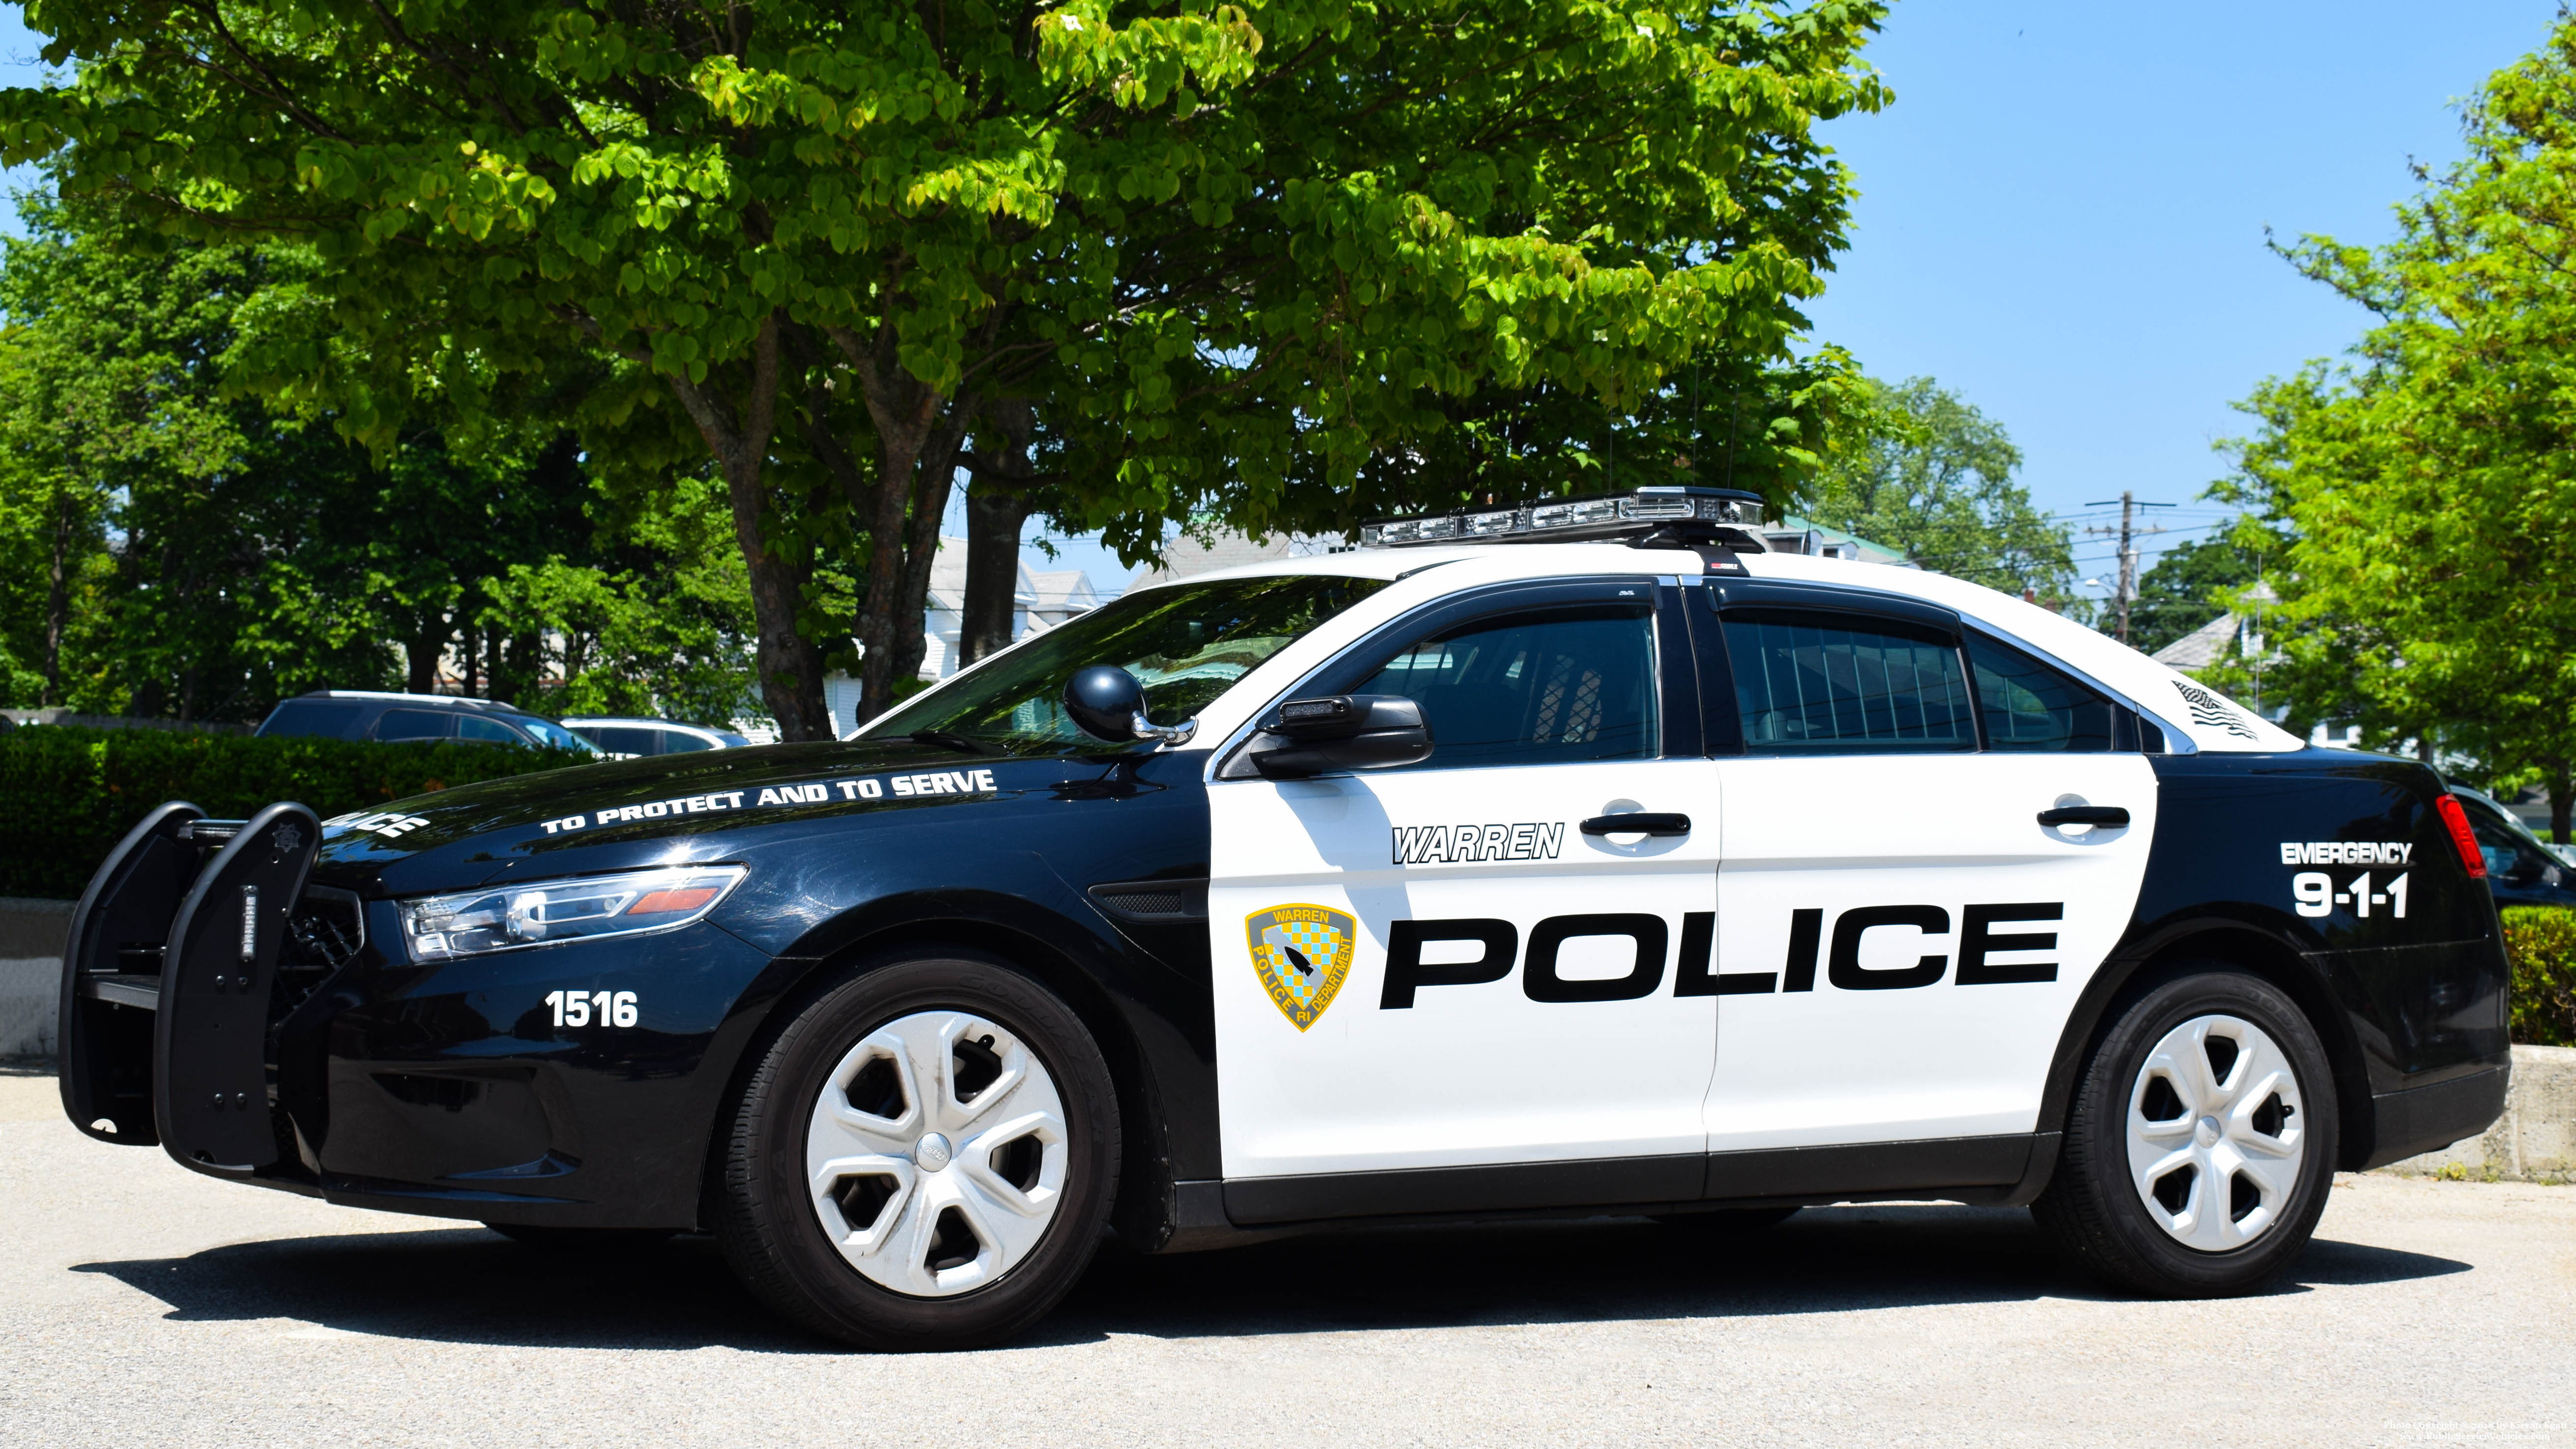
[{"x1": 864, "y1": 573, "x2": 1391, "y2": 752}]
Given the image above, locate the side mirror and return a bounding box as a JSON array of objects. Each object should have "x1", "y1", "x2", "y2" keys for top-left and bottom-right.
[
  {"x1": 1063, "y1": 665, "x2": 1198, "y2": 746},
  {"x1": 1247, "y1": 695, "x2": 1432, "y2": 779}
]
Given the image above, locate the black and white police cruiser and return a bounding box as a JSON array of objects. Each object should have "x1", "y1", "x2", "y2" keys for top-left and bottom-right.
[{"x1": 57, "y1": 487, "x2": 2512, "y2": 1349}]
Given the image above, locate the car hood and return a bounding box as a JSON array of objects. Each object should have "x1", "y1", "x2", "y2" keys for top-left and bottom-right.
[{"x1": 313, "y1": 738, "x2": 1041, "y2": 897}]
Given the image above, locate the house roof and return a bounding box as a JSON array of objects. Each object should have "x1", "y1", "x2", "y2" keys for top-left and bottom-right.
[
  {"x1": 1126, "y1": 531, "x2": 1344, "y2": 589},
  {"x1": 2150, "y1": 612, "x2": 2240, "y2": 671}
]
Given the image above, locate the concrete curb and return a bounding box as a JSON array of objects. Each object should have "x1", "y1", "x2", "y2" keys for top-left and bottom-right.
[{"x1": 2376, "y1": 1044, "x2": 2576, "y2": 1184}]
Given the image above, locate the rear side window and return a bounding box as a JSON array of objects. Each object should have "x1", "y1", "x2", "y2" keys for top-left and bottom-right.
[
  {"x1": 1965, "y1": 634, "x2": 2118, "y2": 752},
  {"x1": 258, "y1": 700, "x2": 362, "y2": 739},
  {"x1": 590, "y1": 726, "x2": 658, "y2": 755},
  {"x1": 1723, "y1": 612, "x2": 1975, "y2": 753},
  {"x1": 374, "y1": 709, "x2": 453, "y2": 742},
  {"x1": 1353, "y1": 606, "x2": 1659, "y2": 770},
  {"x1": 456, "y1": 715, "x2": 524, "y2": 745}
]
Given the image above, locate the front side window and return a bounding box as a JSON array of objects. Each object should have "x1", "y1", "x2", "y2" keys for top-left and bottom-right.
[
  {"x1": 456, "y1": 715, "x2": 522, "y2": 745},
  {"x1": 1723, "y1": 611, "x2": 1975, "y2": 753},
  {"x1": 865, "y1": 574, "x2": 1391, "y2": 753},
  {"x1": 1966, "y1": 633, "x2": 2117, "y2": 752},
  {"x1": 374, "y1": 708, "x2": 454, "y2": 742},
  {"x1": 1352, "y1": 606, "x2": 1658, "y2": 771},
  {"x1": 514, "y1": 716, "x2": 601, "y2": 753},
  {"x1": 2460, "y1": 797, "x2": 2556, "y2": 885},
  {"x1": 259, "y1": 699, "x2": 362, "y2": 739}
]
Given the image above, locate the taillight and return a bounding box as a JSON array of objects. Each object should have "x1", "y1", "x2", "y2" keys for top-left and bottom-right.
[{"x1": 2434, "y1": 794, "x2": 2487, "y2": 879}]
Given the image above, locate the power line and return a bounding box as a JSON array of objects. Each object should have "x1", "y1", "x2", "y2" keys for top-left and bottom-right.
[{"x1": 2081, "y1": 493, "x2": 2177, "y2": 645}]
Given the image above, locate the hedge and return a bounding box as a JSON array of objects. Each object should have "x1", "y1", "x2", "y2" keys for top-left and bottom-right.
[
  {"x1": 0, "y1": 724, "x2": 591, "y2": 899},
  {"x1": 2502, "y1": 906, "x2": 2576, "y2": 1047}
]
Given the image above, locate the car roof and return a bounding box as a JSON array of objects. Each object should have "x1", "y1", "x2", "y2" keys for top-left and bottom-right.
[
  {"x1": 294, "y1": 690, "x2": 531, "y2": 715},
  {"x1": 1123, "y1": 541, "x2": 2302, "y2": 755},
  {"x1": 561, "y1": 717, "x2": 725, "y2": 732}
]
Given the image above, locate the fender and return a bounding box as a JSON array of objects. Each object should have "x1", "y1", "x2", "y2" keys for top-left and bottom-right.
[
  {"x1": 2013, "y1": 748, "x2": 2507, "y2": 1198},
  {"x1": 2022, "y1": 915, "x2": 2378, "y2": 1194}
]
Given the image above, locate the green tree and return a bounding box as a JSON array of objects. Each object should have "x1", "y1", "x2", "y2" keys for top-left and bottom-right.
[
  {"x1": 1801, "y1": 375, "x2": 2078, "y2": 604},
  {"x1": 1, "y1": 0, "x2": 1888, "y2": 734},
  {"x1": 0, "y1": 203, "x2": 757, "y2": 724},
  {"x1": 2128, "y1": 535, "x2": 2262, "y2": 658},
  {"x1": 2213, "y1": 18, "x2": 2576, "y2": 838}
]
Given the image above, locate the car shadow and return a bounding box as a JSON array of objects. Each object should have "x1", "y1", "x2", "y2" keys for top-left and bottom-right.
[{"x1": 72, "y1": 1204, "x2": 2472, "y2": 1353}]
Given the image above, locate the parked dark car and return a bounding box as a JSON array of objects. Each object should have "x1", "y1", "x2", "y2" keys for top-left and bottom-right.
[
  {"x1": 2451, "y1": 786, "x2": 2575, "y2": 908},
  {"x1": 560, "y1": 716, "x2": 754, "y2": 757},
  {"x1": 254, "y1": 691, "x2": 602, "y2": 755}
]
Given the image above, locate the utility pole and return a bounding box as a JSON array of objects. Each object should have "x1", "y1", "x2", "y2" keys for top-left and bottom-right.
[{"x1": 2084, "y1": 492, "x2": 2173, "y2": 645}]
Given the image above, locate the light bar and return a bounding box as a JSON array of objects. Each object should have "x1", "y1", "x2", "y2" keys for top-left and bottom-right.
[{"x1": 1358, "y1": 487, "x2": 1771, "y2": 549}]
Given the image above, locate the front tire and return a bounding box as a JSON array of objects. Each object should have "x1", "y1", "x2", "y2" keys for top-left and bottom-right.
[
  {"x1": 711, "y1": 950, "x2": 1120, "y2": 1350},
  {"x1": 2034, "y1": 966, "x2": 2337, "y2": 1297}
]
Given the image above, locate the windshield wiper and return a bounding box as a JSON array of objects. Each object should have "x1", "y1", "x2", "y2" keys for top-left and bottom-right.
[{"x1": 909, "y1": 729, "x2": 996, "y2": 756}]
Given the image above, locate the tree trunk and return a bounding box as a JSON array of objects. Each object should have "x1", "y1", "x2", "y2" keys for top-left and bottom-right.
[
  {"x1": 960, "y1": 398, "x2": 1036, "y2": 668},
  {"x1": 42, "y1": 483, "x2": 71, "y2": 707},
  {"x1": 2551, "y1": 760, "x2": 2572, "y2": 845},
  {"x1": 406, "y1": 617, "x2": 446, "y2": 694},
  {"x1": 838, "y1": 324, "x2": 973, "y2": 722},
  {"x1": 662, "y1": 314, "x2": 835, "y2": 741}
]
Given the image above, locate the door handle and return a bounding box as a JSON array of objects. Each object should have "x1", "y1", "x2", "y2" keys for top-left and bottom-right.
[
  {"x1": 1582, "y1": 812, "x2": 1692, "y2": 837},
  {"x1": 2038, "y1": 806, "x2": 2130, "y2": 828}
]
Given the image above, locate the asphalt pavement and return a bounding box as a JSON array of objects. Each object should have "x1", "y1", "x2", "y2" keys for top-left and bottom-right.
[{"x1": 3, "y1": 1065, "x2": 2570, "y2": 1448}]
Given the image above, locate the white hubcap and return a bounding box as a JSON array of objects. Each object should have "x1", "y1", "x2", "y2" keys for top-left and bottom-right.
[
  {"x1": 805, "y1": 1009, "x2": 1069, "y2": 1297},
  {"x1": 2125, "y1": 1013, "x2": 2305, "y2": 1252}
]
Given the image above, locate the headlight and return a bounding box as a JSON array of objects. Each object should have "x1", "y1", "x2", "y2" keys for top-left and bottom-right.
[{"x1": 398, "y1": 865, "x2": 748, "y2": 962}]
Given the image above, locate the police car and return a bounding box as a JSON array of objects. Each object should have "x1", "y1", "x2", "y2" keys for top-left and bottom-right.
[{"x1": 56, "y1": 487, "x2": 2511, "y2": 1350}]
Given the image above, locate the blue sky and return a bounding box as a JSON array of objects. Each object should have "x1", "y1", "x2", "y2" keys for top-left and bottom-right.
[
  {"x1": 1806, "y1": 0, "x2": 2564, "y2": 600},
  {"x1": 4, "y1": 3, "x2": 2560, "y2": 600}
]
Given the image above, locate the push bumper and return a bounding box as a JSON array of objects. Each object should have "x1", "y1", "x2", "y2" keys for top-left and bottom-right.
[{"x1": 58, "y1": 800, "x2": 324, "y2": 1178}]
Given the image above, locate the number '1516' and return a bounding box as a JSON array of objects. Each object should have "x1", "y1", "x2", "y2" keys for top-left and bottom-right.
[{"x1": 546, "y1": 989, "x2": 638, "y2": 1028}]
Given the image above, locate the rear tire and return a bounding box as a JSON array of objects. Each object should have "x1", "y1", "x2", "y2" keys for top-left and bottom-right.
[
  {"x1": 2034, "y1": 966, "x2": 2337, "y2": 1298},
  {"x1": 712, "y1": 950, "x2": 1120, "y2": 1350}
]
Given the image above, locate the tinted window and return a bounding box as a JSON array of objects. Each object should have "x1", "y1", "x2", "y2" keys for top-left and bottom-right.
[
  {"x1": 374, "y1": 708, "x2": 453, "y2": 741},
  {"x1": 258, "y1": 699, "x2": 363, "y2": 739},
  {"x1": 514, "y1": 716, "x2": 600, "y2": 753},
  {"x1": 1353, "y1": 607, "x2": 1658, "y2": 770},
  {"x1": 1966, "y1": 634, "x2": 2117, "y2": 752},
  {"x1": 2460, "y1": 797, "x2": 2555, "y2": 884},
  {"x1": 660, "y1": 730, "x2": 714, "y2": 753},
  {"x1": 456, "y1": 715, "x2": 524, "y2": 745},
  {"x1": 590, "y1": 726, "x2": 658, "y2": 755},
  {"x1": 1724, "y1": 612, "x2": 1974, "y2": 752},
  {"x1": 867, "y1": 575, "x2": 1390, "y2": 752}
]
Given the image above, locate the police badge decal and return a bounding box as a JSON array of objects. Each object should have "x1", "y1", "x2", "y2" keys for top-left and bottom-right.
[{"x1": 1245, "y1": 904, "x2": 1357, "y2": 1031}]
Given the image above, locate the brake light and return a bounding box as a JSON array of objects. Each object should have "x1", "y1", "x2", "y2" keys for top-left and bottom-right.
[{"x1": 2434, "y1": 794, "x2": 2486, "y2": 879}]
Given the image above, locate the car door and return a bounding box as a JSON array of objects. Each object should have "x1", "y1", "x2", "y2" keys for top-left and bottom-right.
[
  {"x1": 1205, "y1": 579, "x2": 1725, "y2": 1200},
  {"x1": 1703, "y1": 585, "x2": 2160, "y2": 1154}
]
